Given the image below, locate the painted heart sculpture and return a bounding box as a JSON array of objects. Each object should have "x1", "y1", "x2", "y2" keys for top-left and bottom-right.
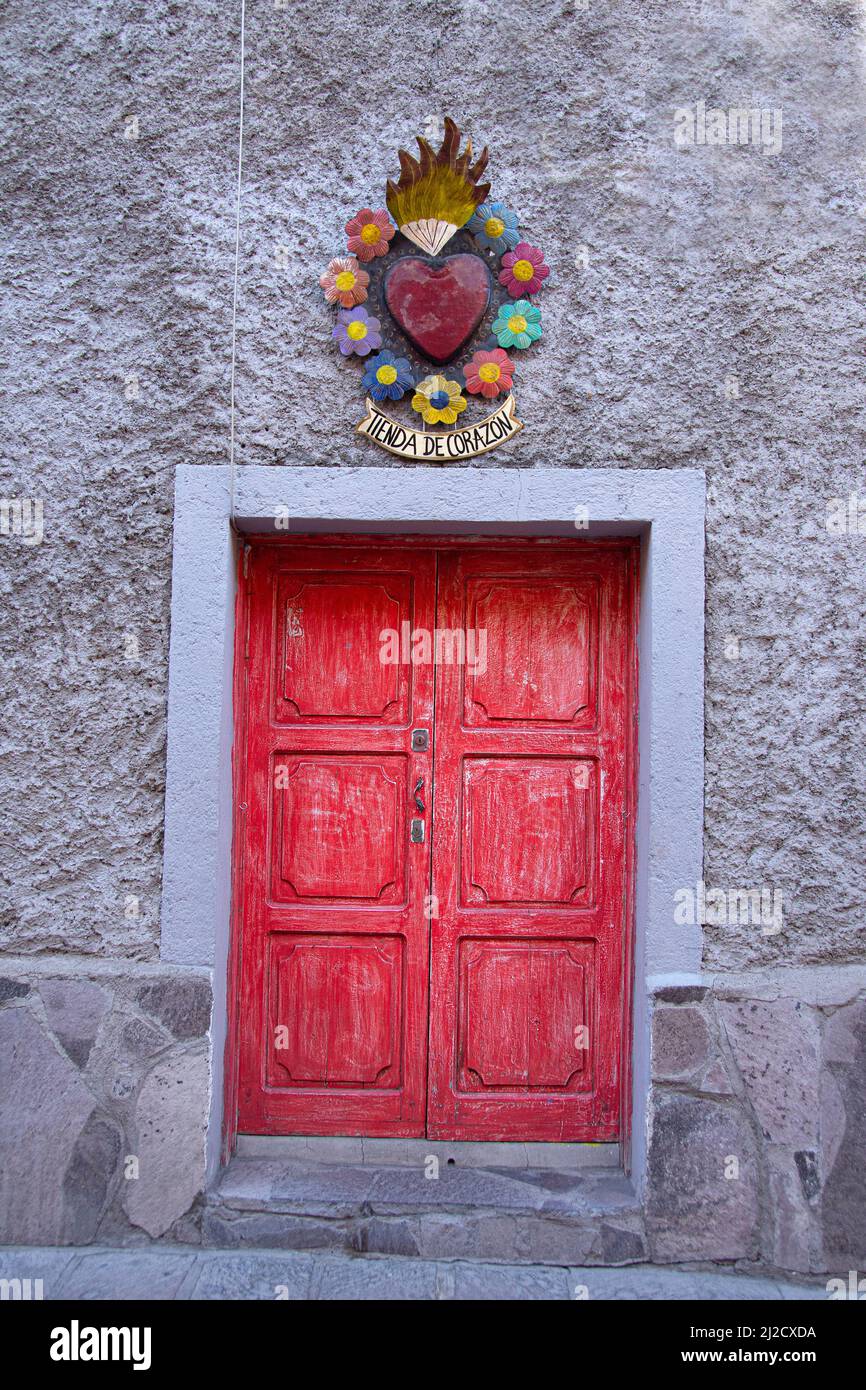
[{"x1": 384, "y1": 253, "x2": 491, "y2": 366}]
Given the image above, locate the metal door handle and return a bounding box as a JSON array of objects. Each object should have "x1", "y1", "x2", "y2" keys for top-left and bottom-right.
[{"x1": 413, "y1": 777, "x2": 425, "y2": 813}]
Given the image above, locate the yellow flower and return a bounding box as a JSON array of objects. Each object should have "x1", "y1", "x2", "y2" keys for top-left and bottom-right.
[{"x1": 411, "y1": 374, "x2": 467, "y2": 425}]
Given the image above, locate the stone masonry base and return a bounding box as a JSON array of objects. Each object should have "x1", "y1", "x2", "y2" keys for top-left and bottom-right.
[{"x1": 1, "y1": 957, "x2": 864, "y2": 1277}]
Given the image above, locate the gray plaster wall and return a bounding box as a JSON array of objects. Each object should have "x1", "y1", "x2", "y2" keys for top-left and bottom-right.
[
  {"x1": 0, "y1": 0, "x2": 238, "y2": 957},
  {"x1": 2, "y1": 0, "x2": 865, "y2": 970}
]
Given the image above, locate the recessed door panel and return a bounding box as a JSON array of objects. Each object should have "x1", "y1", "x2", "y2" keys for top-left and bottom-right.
[
  {"x1": 274, "y1": 573, "x2": 412, "y2": 724},
  {"x1": 267, "y1": 933, "x2": 403, "y2": 1089},
  {"x1": 464, "y1": 577, "x2": 599, "y2": 727},
  {"x1": 457, "y1": 938, "x2": 594, "y2": 1092},
  {"x1": 461, "y1": 757, "x2": 596, "y2": 907},
  {"x1": 272, "y1": 754, "x2": 407, "y2": 904}
]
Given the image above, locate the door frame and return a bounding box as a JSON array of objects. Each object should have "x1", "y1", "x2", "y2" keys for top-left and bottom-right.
[{"x1": 160, "y1": 464, "x2": 705, "y2": 1192}]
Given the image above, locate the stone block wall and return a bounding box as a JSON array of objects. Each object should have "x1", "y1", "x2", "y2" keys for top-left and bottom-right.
[
  {"x1": 0, "y1": 962, "x2": 211, "y2": 1245},
  {"x1": 647, "y1": 974, "x2": 866, "y2": 1274},
  {"x1": 4, "y1": 952, "x2": 864, "y2": 1280}
]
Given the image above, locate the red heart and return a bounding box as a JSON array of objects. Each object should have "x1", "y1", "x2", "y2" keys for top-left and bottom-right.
[{"x1": 384, "y1": 254, "x2": 491, "y2": 366}]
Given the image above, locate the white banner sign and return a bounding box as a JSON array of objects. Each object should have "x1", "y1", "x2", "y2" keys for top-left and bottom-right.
[{"x1": 357, "y1": 394, "x2": 522, "y2": 460}]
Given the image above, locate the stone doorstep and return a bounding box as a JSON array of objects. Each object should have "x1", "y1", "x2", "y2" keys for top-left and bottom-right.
[
  {"x1": 203, "y1": 1158, "x2": 646, "y2": 1266},
  {"x1": 236, "y1": 1134, "x2": 621, "y2": 1169}
]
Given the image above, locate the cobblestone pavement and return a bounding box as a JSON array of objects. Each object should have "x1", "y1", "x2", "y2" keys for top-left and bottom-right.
[{"x1": 0, "y1": 1247, "x2": 830, "y2": 1300}]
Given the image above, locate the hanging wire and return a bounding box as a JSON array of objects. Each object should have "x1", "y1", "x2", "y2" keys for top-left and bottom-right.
[{"x1": 228, "y1": 0, "x2": 246, "y2": 525}]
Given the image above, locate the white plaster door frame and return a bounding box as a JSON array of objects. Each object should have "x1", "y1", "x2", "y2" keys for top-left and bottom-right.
[{"x1": 160, "y1": 464, "x2": 705, "y2": 1190}]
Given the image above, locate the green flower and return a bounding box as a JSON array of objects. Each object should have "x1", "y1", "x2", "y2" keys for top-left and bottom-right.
[{"x1": 492, "y1": 298, "x2": 542, "y2": 350}]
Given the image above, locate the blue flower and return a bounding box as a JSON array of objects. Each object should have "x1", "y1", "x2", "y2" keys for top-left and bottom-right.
[
  {"x1": 491, "y1": 299, "x2": 542, "y2": 350},
  {"x1": 468, "y1": 201, "x2": 520, "y2": 254},
  {"x1": 361, "y1": 350, "x2": 415, "y2": 402}
]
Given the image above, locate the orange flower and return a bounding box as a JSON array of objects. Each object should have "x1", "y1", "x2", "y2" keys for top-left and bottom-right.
[
  {"x1": 345, "y1": 208, "x2": 395, "y2": 262},
  {"x1": 319, "y1": 255, "x2": 369, "y2": 308}
]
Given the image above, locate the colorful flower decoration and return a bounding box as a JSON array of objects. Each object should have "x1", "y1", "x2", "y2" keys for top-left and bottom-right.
[
  {"x1": 323, "y1": 124, "x2": 551, "y2": 456},
  {"x1": 362, "y1": 351, "x2": 415, "y2": 402},
  {"x1": 319, "y1": 255, "x2": 370, "y2": 308},
  {"x1": 411, "y1": 374, "x2": 467, "y2": 425},
  {"x1": 467, "y1": 201, "x2": 520, "y2": 255},
  {"x1": 491, "y1": 299, "x2": 542, "y2": 350},
  {"x1": 498, "y1": 241, "x2": 550, "y2": 297},
  {"x1": 345, "y1": 208, "x2": 395, "y2": 262},
  {"x1": 464, "y1": 348, "x2": 516, "y2": 398},
  {"x1": 332, "y1": 305, "x2": 382, "y2": 356}
]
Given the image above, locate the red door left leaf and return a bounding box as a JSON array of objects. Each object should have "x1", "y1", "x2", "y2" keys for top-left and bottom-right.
[{"x1": 236, "y1": 544, "x2": 436, "y2": 1137}]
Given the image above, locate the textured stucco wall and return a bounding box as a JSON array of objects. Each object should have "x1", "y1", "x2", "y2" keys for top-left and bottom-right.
[
  {"x1": 2, "y1": 0, "x2": 865, "y2": 970},
  {"x1": 0, "y1": 0, "x2": 239, "y2": 957}
]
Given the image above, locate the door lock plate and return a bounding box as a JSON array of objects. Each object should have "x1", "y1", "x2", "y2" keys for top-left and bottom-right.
[
  {"x1": 411, "y1": 728, "x2": 429, "y2": 751},
  {"x1": 410, "y1": 817, "x2": 425, "y2": 844}
]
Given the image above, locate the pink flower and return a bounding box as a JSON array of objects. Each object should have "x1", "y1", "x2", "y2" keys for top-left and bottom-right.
[
  {"x1": 345, "y1": 208, "x2": 395, "y2": 262},
  {"x1": 498, "y1": 241, "x2": 550, "y2": 297},
  {"x1": 464, "y1": 348, "x2": 515, "y2": 399},
  {"x1": 319, "y1": 255, "x2": 369, "y2": 308}
]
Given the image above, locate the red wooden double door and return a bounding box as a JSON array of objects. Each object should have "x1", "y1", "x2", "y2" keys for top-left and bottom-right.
[{"x1": 235, "y1": 537, "x2": 636, "y2": 1142}]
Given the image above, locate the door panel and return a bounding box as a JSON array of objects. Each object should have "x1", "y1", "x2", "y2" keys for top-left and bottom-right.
[
  {"x1": 461, "y1": 756, "x2": 596, "y2": 906},
  {"x1": 463, "y1": 577, "x2": 598, "y2": 727},
  {"x1": 237, "y1": 545, "x2": 435, "y2": 1136},
  {"x1": 426, "y1": 545, "x2": 634, "y2": 1141}
]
